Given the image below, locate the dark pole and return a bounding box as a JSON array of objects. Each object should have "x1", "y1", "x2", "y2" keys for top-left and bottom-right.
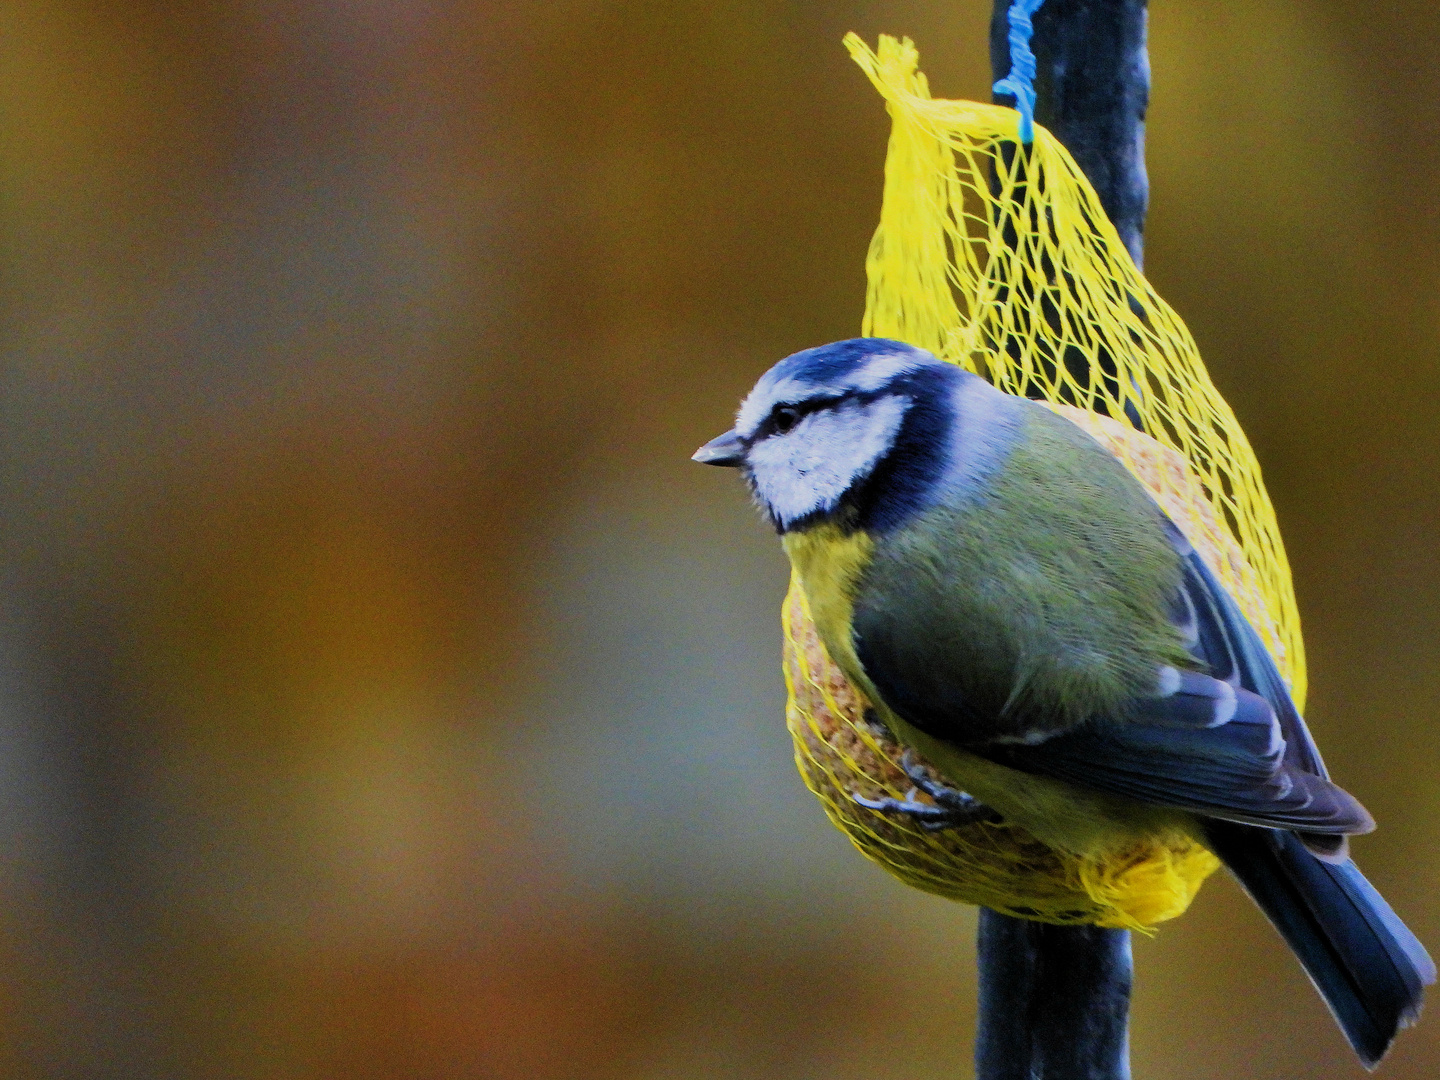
[
  {"x1": 993, "y1": 0, "x2": 1150, "y2": 268},
  {"x1": 978, "y1": 3, "x2": 1149, "y2": 1079},
  {"x1": 975, "y1": 917, "x2": 1133, "y2": 1079}
]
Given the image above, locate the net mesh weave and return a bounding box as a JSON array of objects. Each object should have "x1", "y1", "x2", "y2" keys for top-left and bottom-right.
[{"x1": 779, "y1": 35, "x2": 1302, "y2": 928}]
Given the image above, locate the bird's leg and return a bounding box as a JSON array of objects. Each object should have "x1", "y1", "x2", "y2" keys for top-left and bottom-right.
[{"x1": 852, "y1": 750, "x2": 1002, "y2": 830}]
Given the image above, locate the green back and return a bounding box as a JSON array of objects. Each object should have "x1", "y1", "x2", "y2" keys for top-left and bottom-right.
[{"x1": 854, "y1": 404, "x2": 1190, "y2": 742}]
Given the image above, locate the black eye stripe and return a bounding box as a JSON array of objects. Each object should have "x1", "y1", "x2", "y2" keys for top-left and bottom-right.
[{"x1": 767, "y1": 396, "x2": 842, "y2": 435}]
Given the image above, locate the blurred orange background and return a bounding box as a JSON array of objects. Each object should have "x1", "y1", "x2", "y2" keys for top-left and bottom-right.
[{"x1": 0, "y1": 1, "x2": 1436, "y2": 1076}]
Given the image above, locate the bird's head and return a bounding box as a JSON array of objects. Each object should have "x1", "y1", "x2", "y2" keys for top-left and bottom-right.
[{"x1": 693, "y1": 338, "x2": 955, "y2": 532}]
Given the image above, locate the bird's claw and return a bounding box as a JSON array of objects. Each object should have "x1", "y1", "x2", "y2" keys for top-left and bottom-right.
[
  {"x1": 897, "y1": 749, "x2": 985, "y2": 812},
  {"x1": 852, "y1": 750, "x2": 1001, "y2": 830}
]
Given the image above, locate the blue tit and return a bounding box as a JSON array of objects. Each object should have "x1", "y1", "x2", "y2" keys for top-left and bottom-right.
[{"x1": 694, "y1": 337, "x2": 1433, "y2": 1067}]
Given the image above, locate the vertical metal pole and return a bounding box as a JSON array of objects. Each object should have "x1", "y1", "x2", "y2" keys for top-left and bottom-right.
[
  {"x1": 979, "y1": 3, "x2": 1149, "y2": 1079},
  {"x1": 976, "y1": 917, "x2": 1134, "y2": 1079},
  {"x1": 993, "y1": 0, "x2": 1151, "y2": 267}
]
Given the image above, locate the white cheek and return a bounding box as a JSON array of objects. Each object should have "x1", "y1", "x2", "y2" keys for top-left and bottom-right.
[{"x1": 748, "y1": 396, "x2": 908, "y2": 526}]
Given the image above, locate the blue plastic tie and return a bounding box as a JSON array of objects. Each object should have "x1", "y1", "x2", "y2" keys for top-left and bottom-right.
[{"x1": 992, "y1": 0, "x2": 1047, "y2": 144}]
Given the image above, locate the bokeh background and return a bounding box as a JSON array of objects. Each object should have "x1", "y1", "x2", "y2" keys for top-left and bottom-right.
[{"x1": 0, "y1": 0, "x2": 1436, "y2": 1076}]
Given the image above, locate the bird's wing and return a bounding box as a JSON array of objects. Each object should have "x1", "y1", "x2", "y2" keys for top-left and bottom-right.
[
  {"x1": 982, "y1": 520, "x2": 1372, "y2": 841},
  {"x1": 1163, "y1": 519, "x2": 1327, "y2": 778},
  {"x1": 985, "y1": 680, "x2": 1371, "y2": 834}
]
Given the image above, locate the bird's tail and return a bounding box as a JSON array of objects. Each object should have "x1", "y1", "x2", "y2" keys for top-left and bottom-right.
[{"x1": 1205, "y1": 821, "x2": 1434, "y2": 1069}]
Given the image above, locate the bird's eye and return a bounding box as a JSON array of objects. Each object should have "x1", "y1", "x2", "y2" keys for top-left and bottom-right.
[{"x1": 773, "y1": 406, "x2": 802, "y2": 434}]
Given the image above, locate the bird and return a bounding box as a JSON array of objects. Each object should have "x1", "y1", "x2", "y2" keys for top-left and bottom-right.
[{"x1": 693, "y1": 336, "x2": 1433, "y2": 1068}]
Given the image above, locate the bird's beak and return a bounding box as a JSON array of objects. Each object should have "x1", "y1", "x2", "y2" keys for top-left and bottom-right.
[{"x1": 692, "y1": 429, "x2": 745, "y2": 467}]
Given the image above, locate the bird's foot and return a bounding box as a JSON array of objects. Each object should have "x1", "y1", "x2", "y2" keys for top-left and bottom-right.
[{"x1": 852, "y1": 750, "x2": 1001, "y2": 830}]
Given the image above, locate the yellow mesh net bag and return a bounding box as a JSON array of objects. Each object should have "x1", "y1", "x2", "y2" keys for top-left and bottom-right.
[{"x1": 781, "y1": 34, "x2": 1304, "y2": 930}]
